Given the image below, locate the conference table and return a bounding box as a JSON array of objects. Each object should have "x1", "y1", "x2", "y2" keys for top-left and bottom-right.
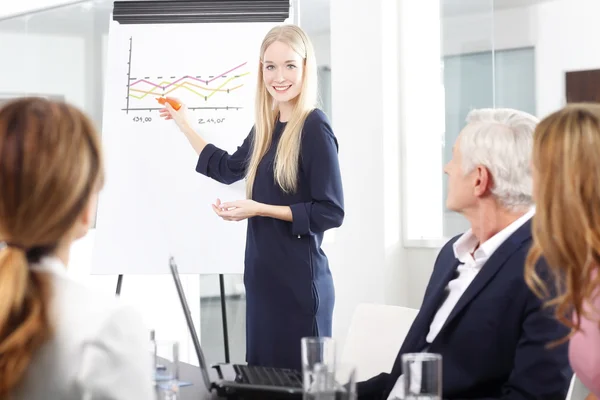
[
  {"x1": 160, "y1": 359, "x2": 220, "y2": 399},
  {"x1": 159, "y1": 360, "x2": 272, "y2": 400}
]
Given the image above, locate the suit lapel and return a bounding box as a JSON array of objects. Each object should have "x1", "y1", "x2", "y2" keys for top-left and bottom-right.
[
  {"x1": 412, "y1": 259, "x2": 461, "y2": 340},
  {"x1": 391, "y1": 255, "x2": 460, "y2": 376},
  {"x1": 434, "y1": 219, "x2": 533, "y2": 336}
]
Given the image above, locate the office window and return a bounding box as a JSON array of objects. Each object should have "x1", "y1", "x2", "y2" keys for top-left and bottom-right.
[
  {"x1": 442, "y1": 47, "x2": 536, "y2": 238},
  {"x1": 405, "y1": 41, "x2": 536, "y2": 243},
  {"x1": 318, "y1": 66, "x2": 332, "y2": 121}
]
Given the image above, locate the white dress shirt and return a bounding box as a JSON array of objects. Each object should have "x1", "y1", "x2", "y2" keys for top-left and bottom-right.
[
  {"x1": 387, "y1": 208, "x2": 535, "y2": 400},
  {"x1": 12, "y1": 256, "x2": 155, "y2": 400}
]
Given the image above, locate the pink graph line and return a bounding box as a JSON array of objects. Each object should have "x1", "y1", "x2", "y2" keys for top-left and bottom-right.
[{"x1": 129, "y1": 62, "x2": 248, "y2": 89}]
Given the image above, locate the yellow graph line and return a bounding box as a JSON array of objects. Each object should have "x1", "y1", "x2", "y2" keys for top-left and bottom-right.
[
  {"x1": 128, "y1": 72, "x2": 250, "y2": 100},
  {"x1": 129, "y1": 83, "x2": 244, "y2": 98}
]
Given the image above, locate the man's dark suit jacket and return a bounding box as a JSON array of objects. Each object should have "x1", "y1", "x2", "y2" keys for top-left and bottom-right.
[{"x1": 358, "y1": 219, "x2": 572, "y2": 400}]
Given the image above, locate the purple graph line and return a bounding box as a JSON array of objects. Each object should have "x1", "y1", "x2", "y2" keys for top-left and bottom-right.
[{"x1": 129, "y1": 62, "x2": 248, "y2": 89}]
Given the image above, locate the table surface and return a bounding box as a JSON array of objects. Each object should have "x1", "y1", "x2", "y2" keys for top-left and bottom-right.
[{"x1": 157, "y1": 358, "x2": 219, "y2": 400}]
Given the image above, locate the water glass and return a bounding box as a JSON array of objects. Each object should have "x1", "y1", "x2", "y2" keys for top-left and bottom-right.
[
  {"x1": 301, "y1": 337, "x2": 336, "y2": 399},
  {"x1": 402, "y1": 353, "x2": 442, "y2": 400},
  {"x1": 154, "y1": 340, "x2": 180, "y2": 400},
  {"x1": 333, "y1": 363, "x2": 357, "y2": 400},
  {"x1": 304, "y1": 362, "x2": 356, "y2": 400}
]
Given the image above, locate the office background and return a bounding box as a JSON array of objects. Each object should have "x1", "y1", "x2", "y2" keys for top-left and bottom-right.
[{"x1": 1, "y1": 0, "x2": 599, "y2": 367}]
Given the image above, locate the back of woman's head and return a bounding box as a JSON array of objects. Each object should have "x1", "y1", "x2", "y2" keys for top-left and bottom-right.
[
  {"x1": 525, "y1": 103, "x2": 600, "y2": 337},
  {"x1": 0, "y1": 97, "x2": 104, "y2": 396}
]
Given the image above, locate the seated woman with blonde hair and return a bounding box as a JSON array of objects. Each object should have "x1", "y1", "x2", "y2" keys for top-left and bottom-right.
[
  {"x1": 0, "y1": 98, "x2": 154, "y2": 399},
  {"x1": 526, "y1": 103, "x2": 600, "y2": 397}
]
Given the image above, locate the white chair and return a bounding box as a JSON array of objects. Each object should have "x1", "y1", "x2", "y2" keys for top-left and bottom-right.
[
  {"x1": 566, "y1": 374, "x2": 576, "y2": 400},
  {"x1": 341, "y1": 303, "x2": 419, "y2": 381},
  {"x1": 567, "y1": 374, "x2": 593, "y2": 400}
]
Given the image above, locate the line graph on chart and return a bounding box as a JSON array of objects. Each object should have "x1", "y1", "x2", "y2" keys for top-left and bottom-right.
[{"x1": 122, "y1": 37, "x2": 253, "y2": 113}]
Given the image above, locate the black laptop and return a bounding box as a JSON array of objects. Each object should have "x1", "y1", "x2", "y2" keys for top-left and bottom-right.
[{"x1": 169, "y1": 257, "x2": 303, "y2": 398}]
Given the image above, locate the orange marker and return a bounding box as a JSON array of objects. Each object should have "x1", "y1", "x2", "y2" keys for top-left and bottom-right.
[{"x1": 156, "y1": 97, "x2": 182, "y2": 111}]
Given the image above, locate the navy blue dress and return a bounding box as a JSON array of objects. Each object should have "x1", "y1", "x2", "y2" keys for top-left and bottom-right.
[{"x1": 195, "y1": 109, "x2": 344, "y2": 371}]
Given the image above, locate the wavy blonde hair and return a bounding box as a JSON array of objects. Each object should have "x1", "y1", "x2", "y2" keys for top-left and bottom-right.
[
  {"x1": 245, "y1": 24, "x2": 318, "y2": 198},
  {"x1": 525, "y1": 103, "x2": 600, "y2": 343},
  {"x1": 0, "y1": 98, "x2": 104, "y2": 397}
]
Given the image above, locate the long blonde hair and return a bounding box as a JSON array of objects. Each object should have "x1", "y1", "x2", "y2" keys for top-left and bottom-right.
[
  {"x1": 0, "y1": 98, "x2": 104, "y2": 397},
  {"x1": 245, "y1": 24, "x2": 319, "y2": 198},
  {"x1": 525, "y1": 103, "x2": 600, "y2": 343}
]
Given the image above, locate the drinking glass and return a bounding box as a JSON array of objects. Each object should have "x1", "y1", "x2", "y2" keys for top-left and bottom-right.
[
  {"x1": 154, "y1": 340, "x2": 180, "y2": 400},
  {"x1": 303, "y1": 362, "x2": 356, "y2": 400},
  {"x1": 402, "y1": 353, "x2": 442, "y2": 400},
  {"x1": 301, "y1": 337, "x2": 336, "y2": 399}
]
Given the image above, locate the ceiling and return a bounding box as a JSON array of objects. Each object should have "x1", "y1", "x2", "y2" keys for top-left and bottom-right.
[{"x1": 0, "y1": 0, "x2": 557, "y2": 36}]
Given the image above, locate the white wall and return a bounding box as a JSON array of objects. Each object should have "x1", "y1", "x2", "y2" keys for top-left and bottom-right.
[
  {"x1": 310, "y1": 31, "x2": 331, "y2": 67},
  {"x1": 534, "y1": 0, "x2": 600, "y2": 117},
  {"x1": 0, "y1": 32, "x2": 86, "y2": 107},
  {"x1": 329, "y1": 0, "x2": 406, "y2": 355},
  {"x1": 0, "y1": 0, "x2": 82, "y2": 19},
  {"x1": 405, "y1": 0, "x2": 600, "y2": 308}
]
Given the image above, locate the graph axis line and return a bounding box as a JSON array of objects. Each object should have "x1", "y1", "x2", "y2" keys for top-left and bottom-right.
[{"x1": 125, "y1": 36, "x2": 133, "y2": 114}]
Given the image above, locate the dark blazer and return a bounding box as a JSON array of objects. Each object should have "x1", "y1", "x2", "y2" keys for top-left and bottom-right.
[{"x1": 358, "y1": 219, "x2": 572, "y2": 400}]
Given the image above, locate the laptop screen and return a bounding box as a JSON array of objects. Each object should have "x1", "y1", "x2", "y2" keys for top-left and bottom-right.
[{"x1": 169, "y1": 256, "x2": 213, "y2": 391}]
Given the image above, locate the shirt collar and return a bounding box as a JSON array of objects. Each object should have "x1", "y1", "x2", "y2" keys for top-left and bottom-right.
[
  {"x1": 29, "y1": 255, "x2": 69, "y2": 277},
  {"x1": 453, "y1": 207, "x2": 535, "y2": 263}
]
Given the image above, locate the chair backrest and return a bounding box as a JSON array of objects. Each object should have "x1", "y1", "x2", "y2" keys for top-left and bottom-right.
[
  {"x1": 341, "y1": 303, "x2": 419, "y2": 381},
  {"x1": 566, "y1": 374, "x2": 575, "y2": 400},
  {"x1": 566, "y1": 374, "x2": 592, "y2": 400}
]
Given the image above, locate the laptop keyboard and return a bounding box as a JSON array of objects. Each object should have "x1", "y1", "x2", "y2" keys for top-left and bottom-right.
[{"x1": 235, "y1": 365, "x2": 303, "y2": 388}]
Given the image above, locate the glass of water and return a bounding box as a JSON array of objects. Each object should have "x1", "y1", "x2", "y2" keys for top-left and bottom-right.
[
  {"x1": 301, "y1": 337, "x2": 336, "y2": 399},
  {"x1": 402, "y1": 353, "x2": 442, "y2": 400},
  {"x1": 304, "y1": 362, "x2": 356, "y2": 400},
  {"x1": 154, "y1": 340, "x2": 180, "y2": 400},
  {"x1": 334, "y1": 363, "x2": 357, "y2": 400}
]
